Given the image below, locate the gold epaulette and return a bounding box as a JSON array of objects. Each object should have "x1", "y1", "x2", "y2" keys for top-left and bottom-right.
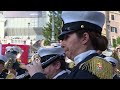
[
  {"x1": 79, "y1": 56, "x2": 113, "y2": 79},
  {"x1": 69, "y1": 62, "x2": 75, "y2": 69}
]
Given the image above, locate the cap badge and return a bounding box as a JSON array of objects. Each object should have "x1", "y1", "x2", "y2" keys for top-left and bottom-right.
[
  {"x1": 67, "y1": 27, "x2": 71, "y2": 30},
  {"x1": 81, "y1": 25, "x2": 84, "y2": 28}
]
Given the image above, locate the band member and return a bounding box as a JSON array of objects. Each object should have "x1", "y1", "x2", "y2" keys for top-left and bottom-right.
[
  {"x1": 104, "y1": 56, "x2": 120, "y2": 79},
  {"x1": 5, "y1": 46, "x2": 30, "y2": 79},
  {"x1": 0, "y1": 55, "x2": 8, "y2": 79},
  {"x1": 26, "y1": 45, "x2": 69, "y2": 79},
  {"x1": 25, "y1": 11, "x2": 113, "y2": 79}
]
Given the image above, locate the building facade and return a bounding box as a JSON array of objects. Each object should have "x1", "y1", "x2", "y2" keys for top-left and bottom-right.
[
  {"x1": 101, "y1": 11, "x2": 120, "y2": 48},
  {"x1": 1, "y1": 11, "x2": 120, "y2": 48},
  {"x1": 0, "y1": 11, "x2": 50, "y2": 45}
]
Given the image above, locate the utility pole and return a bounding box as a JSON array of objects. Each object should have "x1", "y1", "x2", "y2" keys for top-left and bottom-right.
[
  {"x1": 51, "y1": 11, "x2": 55, "y2": 43},
  {"x1": 105, "y1": 11, "x2": 111, "y2": 48}
]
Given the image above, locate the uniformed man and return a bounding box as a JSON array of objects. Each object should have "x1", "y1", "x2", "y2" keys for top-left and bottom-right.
[
  {"x1": 104, "y1": 57, "x2": 120, "y2": 79},
  {"x1": 5, "y1": 46, "x2": 30, "y2": 79},
  {"x1": 25, "y1": 11, "x2": 113, "y2": 79},
  {"x1": 0, "y1": 55, "x2": 8, "y2": 79},
  {"x1": 27, "y1": 45, "x2": 69, "y2": 79}
]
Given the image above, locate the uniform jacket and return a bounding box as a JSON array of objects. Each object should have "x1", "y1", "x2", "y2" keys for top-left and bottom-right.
[
  {"x1": 0, "y1": 72, "x2": 7, "y2": 79},
  {"x1": 53, "y1": 70, "x2": 69, "y2": 79},
  {"x1": 31, "y1": 53, "x2": 113, "y2": 79},
  {"x1": 113, "y1": 74, "x2": 120, "y2": 79},
  {"x1": 13, "y1": 61, "x2": 30, "y2": 79}
]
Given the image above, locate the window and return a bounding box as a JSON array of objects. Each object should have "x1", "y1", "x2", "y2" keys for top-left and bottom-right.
[
  {"x1": 111, "y1": 15, "x2": 114, "y2": 20},
  {"x1": 111, "y1": 27, "x2": 117, "y2": 33}
]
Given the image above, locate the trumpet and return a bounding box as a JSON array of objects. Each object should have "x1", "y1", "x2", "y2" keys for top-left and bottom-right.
[
  {"x1": 19, "y1": 53, "x2": 41, "y2": 70},
  {"x1": 31, "y1": 53, "x2": 41, "y2": 62},
  {"x1": 20, "y1": 54, "x2": 62, "y2": 70}
]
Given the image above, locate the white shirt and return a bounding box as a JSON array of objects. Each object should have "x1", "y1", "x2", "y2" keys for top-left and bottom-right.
[
  {"x1": 53, "y1": 70, "x2": 67, "y2": 79},
  {"x1": 74, "y1": 50, "x2": 97, "y2": 66}
]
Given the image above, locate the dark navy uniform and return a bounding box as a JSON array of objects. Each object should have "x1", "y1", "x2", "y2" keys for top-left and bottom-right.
[
  {"x1": 31, "y1": 71, "x2": 69, "y2": 79},
  {"x1": 31, "y1": 53, "x2": 113, "y2": 79},
  {"x1": 13, "y1": 61, "x2": 30, "y2": 79},
  {"x1": 0, "y1": 55, "x2": 8, "y2": 79},
  {"x1": 65, "y1": 54, "x2": 101, "y2": 79},
  {"x1": 0, "y1": 72, "x2": 7, "y2": 79},
  {"x1": 113, "y1": 74, "x2": 120, "y2": 79},
  {"x1": 99, "y1": 54, "x2": 106, "y2": 58},
  {"x1": 52, "y1": 70, "x2": 69, "y2": 79},
  {"x1": 56, "y1": 72, "x2": 68, "y2": 79}
]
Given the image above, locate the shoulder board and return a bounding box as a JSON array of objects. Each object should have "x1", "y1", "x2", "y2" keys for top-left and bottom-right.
[{"x1": 79, "y1": 56, "x2": 113, "y2": 79}]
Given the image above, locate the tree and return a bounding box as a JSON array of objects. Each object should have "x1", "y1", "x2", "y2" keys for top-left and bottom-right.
[
  {"x1": 117, "y1": 36, "x2": 120, "y2": 45},
  {"x1": 113, "y1": 39, "x2": 117, "y2": 48},
  {"x1": 42, "y1": 11, "x2": 62, "y2": 45}
]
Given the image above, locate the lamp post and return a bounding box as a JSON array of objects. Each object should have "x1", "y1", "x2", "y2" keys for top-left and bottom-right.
[
  {"x1": 51, "y1": 11, "x2": 55, "y2": 43},
  {"x1": 28, "y1": 22, "x2": 30, "y2": 39},
  {"x1": 105, "y1": 11, "x2": 111, "y2": 48},
  {"x1": 30, "y1": 40, "x2": 32, "y2": 53},
  {"x1": 51, "y1": 11, "x2": 62, "y2": 44}
]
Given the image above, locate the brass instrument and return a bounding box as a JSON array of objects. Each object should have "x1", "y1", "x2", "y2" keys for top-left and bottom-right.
[
  {"x1": 4, "y1": 46, "x2": 28, "y2": 79},
  {"x1": 19, "y1": 53, "x2": 41, "y2": 70},
  {"x1": 6, "y1": 70, "x2": 16, "y2": 79},
  {"x1": 5, "y1": 58, "x2": 29, "y2": 79},
  {"x1": 31, "y1": 53, "x2": 41, "y2": 62},
  {"x1": 4, "y1": 52, "x2": 16, "y2": 79}
]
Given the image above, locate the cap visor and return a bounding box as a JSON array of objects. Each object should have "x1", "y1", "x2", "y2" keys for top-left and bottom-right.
[{"x1": 58, "y1": 30, "x2": 75, "y2": 40}]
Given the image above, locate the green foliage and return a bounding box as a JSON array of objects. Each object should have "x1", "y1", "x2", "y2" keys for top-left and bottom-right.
[
  {"x1": 111, "y1": 51, "x2": 120, "y2": 61},
  {"x1": 117, "y1": 36, "x2": 120, "y2": 45},
  {"x1": 42, "y1": 11, "x2": 62, "y2": 45},
  {"x1": 113, "y1": 39, "x2": 117, "y2": 48}
]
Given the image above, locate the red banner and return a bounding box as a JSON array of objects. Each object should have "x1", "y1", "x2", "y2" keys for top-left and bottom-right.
[{"x1": 1, "y1": 44, "x2": 29, "y2": 64}]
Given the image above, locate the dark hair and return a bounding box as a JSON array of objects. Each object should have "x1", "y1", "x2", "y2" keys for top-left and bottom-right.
[
  {"x1": 52, "y1": 56, "x2": 67, "y2": 70},
  {"x1": 0, "y1": 60, "x2": 5, "y2": 65},
  {"x1": 75, "y1": 29, "x2": 108, "y2": 51}
]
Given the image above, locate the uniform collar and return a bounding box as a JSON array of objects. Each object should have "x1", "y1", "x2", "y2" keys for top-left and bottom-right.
[
  {"x1": 53, "y1": 70, "x2": 67, "y2": 79},
  {"x1": 74, "y1": 50, "x2": 97, "y2": 66}
]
